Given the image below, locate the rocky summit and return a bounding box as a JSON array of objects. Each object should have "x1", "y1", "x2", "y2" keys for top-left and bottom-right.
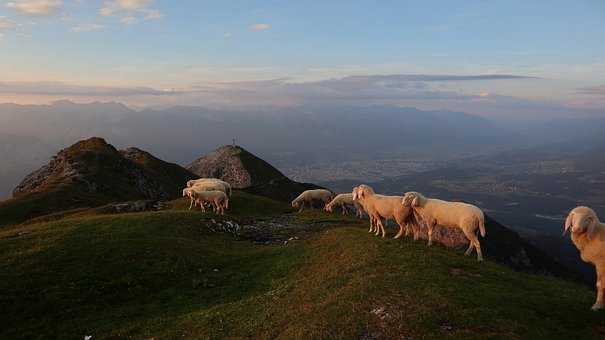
[
  {"x1": 2, "y1": 137, "x2": 195, "y2": 227},
  {"x1": 186, "y1": 145, "x2": 284, "y2": 189},
  {"x1": 187, "y1": 145, "x2": 321, "y2": 201}
]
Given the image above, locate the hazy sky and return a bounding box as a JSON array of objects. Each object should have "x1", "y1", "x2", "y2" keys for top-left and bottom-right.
[{"x1": 0, "y1": 0, "x2": 604, "y2": 114}]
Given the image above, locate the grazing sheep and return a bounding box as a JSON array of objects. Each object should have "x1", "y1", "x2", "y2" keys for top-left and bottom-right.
[
  {"x1": 291, "y1": 189, "x2": 334, "y2": 212},
  {"x1": 402, "y1": 191, "x2": 486, "y2": 261},
  {"x1": 324, "y1": 193, "x2": 364, "y2": 217},
  {"x1": 564, "y1": 206, "x2": 605, "y2": 311},
  {"x1": 352, "y1": 185, "x2": 417, "y2": 239},
  {"x1": 183, "y1": 187, "x2": 198, "y2": 210},
  {"x1": 192, "y1": 180, "x2": 229, "y2": 196},
  {"x1": 183, "y1": 183, "x2": 227, "y2": 210},
  {"x1": 190, "y1": 189, "x2": 229, "y2": 215},
  {"x1": 188, "y1": 178, "x2": 232, "y2": 196}
]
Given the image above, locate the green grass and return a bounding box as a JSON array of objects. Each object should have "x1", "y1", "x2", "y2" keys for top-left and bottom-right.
[{"x1": 1, "y1": 205, "x2": 604, "y2": 339}]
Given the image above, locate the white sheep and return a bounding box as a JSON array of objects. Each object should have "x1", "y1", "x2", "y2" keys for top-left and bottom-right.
[
  {"x1": 189, "y1": 188, "x2": 229, "y2": 215},
  {"x1": 564, "y1": 206, "x2": 605, "y2": 311},
  {"x1": 402, "y1": 191, "x2": 486, "y2": 261},
  {"x1": 324, "y1": 193, "x2": 364, "y2": 218},
  {"x1": 352, "y1": 185, "x2": 417, "y2": 239},
  {"x1": 291, "y1": 189, "x2": 334, "y2": 212},
  {"x1": 183, "y1": 181, "x2": 228, "y2": 210},
  {"x1": 187, "y1": 178, "x2": 232, "y2": 196}
]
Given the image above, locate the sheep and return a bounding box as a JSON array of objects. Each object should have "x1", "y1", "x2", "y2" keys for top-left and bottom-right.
[
  {"x1": 401, "y1": 191, "x2": 486, "y2": 261},
  {"x1": 564, "y1": 206, "x2": 605, "y2": 311},
  {"x1": 187, "y1": 178, "x2": 232, "y2": 197},
  {"x1": 352, "y1": 185, "x2": 417, "y2": 239},
  {"x1": 183, "y1": 187, "x2": 198, "y2": 210},
  {"x1": 189, "y1": 188, "x2": 229, "y2": 215},
  {"x1": 291, "y1": 189, "x2": 334, "y2": 212},
  {"x1": 324, "y1": 193, "x2": 364, "y2": 218},
  {"x1": 183, "y1": 181, "x2": 229, "y2": 210}
]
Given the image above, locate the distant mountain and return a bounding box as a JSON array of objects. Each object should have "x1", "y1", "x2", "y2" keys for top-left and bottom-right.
[
  {"x1": 1, "y1": 100, "x2": 603, "y2": 200},
  {"x1": 0, "y1": 101, "x2": 517, "y2": 198},
  {"x1": 0, "y1": 137, "x2": 196, "y2": 227},
  {"x1": 187, "y1": 145, "x2": 321, "y2": 202}
]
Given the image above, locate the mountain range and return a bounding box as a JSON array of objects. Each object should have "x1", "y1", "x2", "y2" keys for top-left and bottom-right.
[{"x1": 1, "y1": 100, "x2": 603, "y2": 199}]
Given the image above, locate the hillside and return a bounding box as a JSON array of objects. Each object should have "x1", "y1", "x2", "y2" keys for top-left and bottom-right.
[
  {"x1": 0, "y1": 137, "x2": 196, "y2": 227},
  {"x1": 187, "y1": 145, "x2": 321, "y2": 201},
  {"x1": 1, "y1": 195, "x2": 603, "y2": 339}
]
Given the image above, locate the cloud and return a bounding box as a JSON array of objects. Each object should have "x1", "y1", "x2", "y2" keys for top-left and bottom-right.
[
  {"x1": 119, "y1": 16, "x2": 137, "y2": 24},
  {"x1": 576, "y1": 85, "x2": 605, "y2": 96},
  {"x1": 0, "y1": 81, "x2": 181, "y2": 96},
  {"x1": 5, "y1": 0, "x2": 63, "y2": 16},
  {"x1": 0, "y1": 17, "x2": 16, "y2": 29},
  {"x1": 71, "y1": 23, "x2": 104, "y2": 32},
  {"x1": 250, "y1": 23, "x2": 270, "y2": 31},
  {"x1": 100, "y1": 0, "x2": 162, "y2": 23},
  {"x1": 338, "y1": 74, "x2": 537, "y2": 83},
  {"x1": 142, "y1": 8, "x2": 162, "y2": 19}
]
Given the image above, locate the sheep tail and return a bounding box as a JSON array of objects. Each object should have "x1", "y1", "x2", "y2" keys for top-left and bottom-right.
[{"x1": 478, "y1": 216, "x2": 486, "y2": 237}]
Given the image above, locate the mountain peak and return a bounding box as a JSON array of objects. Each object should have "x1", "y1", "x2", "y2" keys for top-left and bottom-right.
[
  {"x1": 62, "y1": 137, "x2": 118, "y2": 157},
  {"x1": 10, "y1": 137, "x2": 195, "y2": 221},
  {"x1": 187, "y1": 144, "x2": 285, "y2": 189},
  {"x1": 187, "y1": 144, "x2": 321, "y2": 201}
]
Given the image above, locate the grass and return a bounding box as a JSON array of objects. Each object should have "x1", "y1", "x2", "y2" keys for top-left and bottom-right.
[{"x1": 1, "y1": 200, "x2": 604, "y2": 339}]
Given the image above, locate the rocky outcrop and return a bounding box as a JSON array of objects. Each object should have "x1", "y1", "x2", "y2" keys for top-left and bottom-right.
[
  {"x1": 13, "y1": 137, "x2": 195, "y2": 202},
  {"x1": 187, "y1": 145, "x2": 284, "y2": 189},
  {"x1": 187, "y1": 145, "x2": 321, "y2": 201}
]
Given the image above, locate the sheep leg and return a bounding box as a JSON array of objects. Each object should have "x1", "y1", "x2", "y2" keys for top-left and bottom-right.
[
  {"x1": 368, "y1": 215, "x2": 375, "y2": 233},
  {"x1": 463, "y1": 228, "x2": 483, "y2": 261},
  {"x1": 592, "y1": 267, "x2": 605, "y2": 311},
  {"x1": 393, "y1": 215, "x2": 406, "y2": 239},
  {"x1": 374, "y1": 217, "x2": 382, "y2": 236},
  {"x1": 464, "y1": 241, "x2": 474, "y2": 256},
  {"x1": 375, "y1": 217, "x2": 386, "y2": 237},
  {"x1": 426, "y1": 221, "x2": 435, "y2": 246},
  {"x1": 188, "y1": 197, "x2": 194, "y2": 210}
]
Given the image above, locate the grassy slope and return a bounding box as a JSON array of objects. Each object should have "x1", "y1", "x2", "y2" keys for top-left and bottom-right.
[{"x1": 1, "y1": 197, "x2": 604, "y2": 339}]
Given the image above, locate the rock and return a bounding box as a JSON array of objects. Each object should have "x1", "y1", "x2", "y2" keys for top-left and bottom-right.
[
  {"x1": 187, "y1": 145, "x2": 323, "y2": 202},
  {"x1": 12, "y1": 137, "x2": 196, "y2": 202},
  {"x1": 111, "y1": 200, "x2": 164, "y2": 213}
]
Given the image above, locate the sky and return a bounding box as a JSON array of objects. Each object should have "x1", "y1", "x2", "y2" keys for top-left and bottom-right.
[{"x1": 0, "y1": 0, "x2": 604, "y2": 116}]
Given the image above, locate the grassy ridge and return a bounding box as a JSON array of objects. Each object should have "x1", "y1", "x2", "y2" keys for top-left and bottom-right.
[{"x1": 1, "y1": 202, "x2": 604, "y2": 339}]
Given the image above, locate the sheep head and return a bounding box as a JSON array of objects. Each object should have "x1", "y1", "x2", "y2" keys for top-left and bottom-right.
[
  {"x1": 291, "y1": 199, "x2": 300, "y2": 209},
  {"x1": 352, "y1": 186, "x2": 359, "y2": 201},
  {"x1": 324, "y1": 202, "x2": 333, "y2": 212},
  {"x1": 402, "y1": 192, "x2": 423, "y2": 207},
  {"x1": 355, "y1": 185, "x2": 375, "y2": 200},
  {"x1": 564, "y1": 206, "x2": 600, "y2": 240}
]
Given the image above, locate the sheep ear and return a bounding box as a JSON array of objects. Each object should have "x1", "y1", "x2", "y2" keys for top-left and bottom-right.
[
  {"x1": 586, "y1": 216, "x2": 598, "y2": 240},
  {"x1": 563, "y1": 213, "x2": 573, "y2": 236}
]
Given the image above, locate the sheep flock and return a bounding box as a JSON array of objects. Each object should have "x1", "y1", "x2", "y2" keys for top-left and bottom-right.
[{"x1": 183, "y1": 178, "x2": 603, "y2": 311}]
